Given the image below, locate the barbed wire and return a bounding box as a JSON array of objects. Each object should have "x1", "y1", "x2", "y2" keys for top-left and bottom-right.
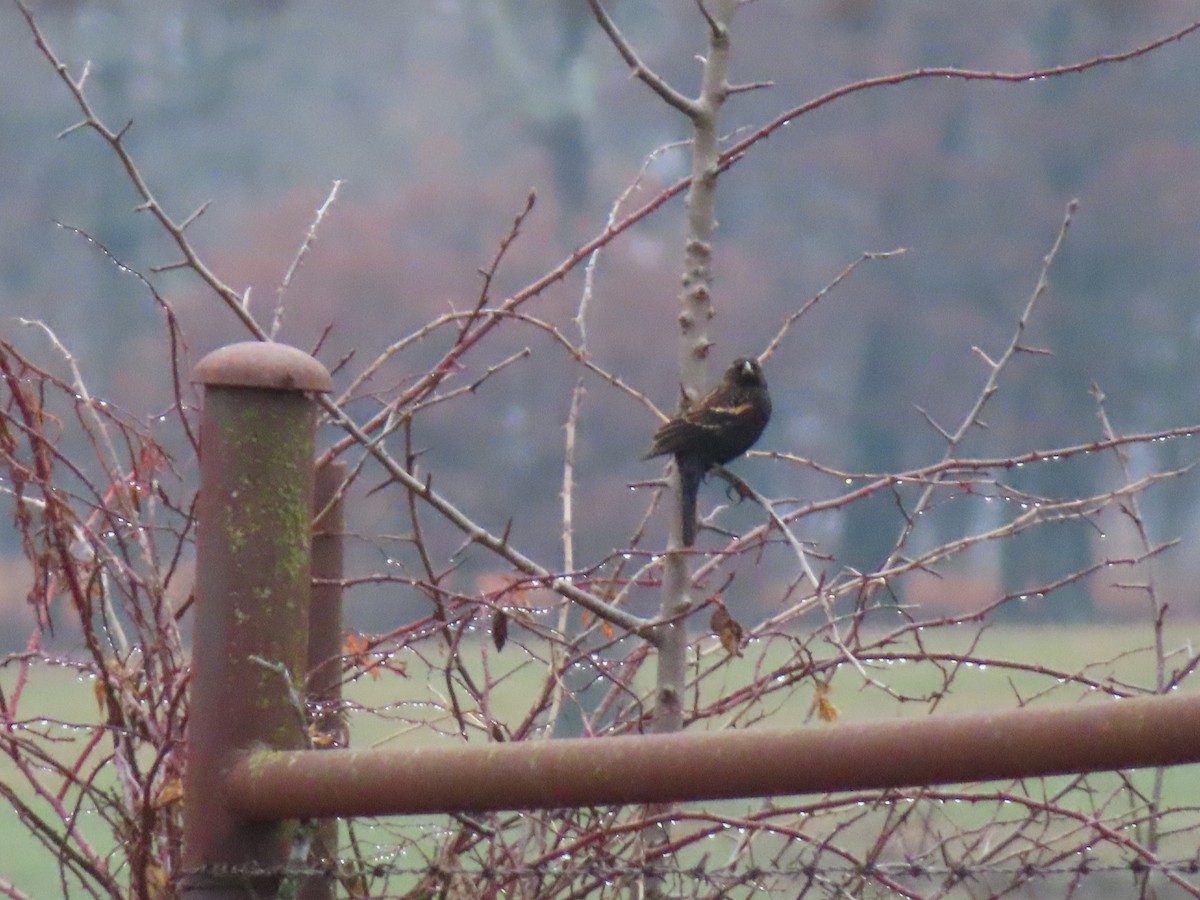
[{"x1": 182, "y1": 855, "x2": 1200, "y2": 884}]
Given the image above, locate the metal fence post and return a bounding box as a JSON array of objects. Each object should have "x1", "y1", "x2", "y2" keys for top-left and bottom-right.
[
  {"x1": 300, "y1": 461, "x2": 346, "y2": 900},
  {"x1": 182, "y1": 342, "x2": 332, "y2": 898}
]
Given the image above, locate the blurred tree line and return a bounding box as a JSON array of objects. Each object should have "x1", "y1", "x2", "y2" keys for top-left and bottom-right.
[{"x1": 3, "y1": 0, "x2": 1200, "y2": 631}]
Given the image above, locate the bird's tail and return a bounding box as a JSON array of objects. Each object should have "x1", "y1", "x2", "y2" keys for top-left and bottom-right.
[{"x1": 677, "y1": 456, "x2": 706, "y2": 547}]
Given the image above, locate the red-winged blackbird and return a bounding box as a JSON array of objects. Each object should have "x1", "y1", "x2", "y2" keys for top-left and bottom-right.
[{"x1": 644, "y1": 357, "x2": 771, "y2": 545}]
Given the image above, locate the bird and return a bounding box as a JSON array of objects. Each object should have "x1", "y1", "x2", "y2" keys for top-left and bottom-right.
[{"x1": 643, "y1": 357, "x2": 771, "y2": 545}]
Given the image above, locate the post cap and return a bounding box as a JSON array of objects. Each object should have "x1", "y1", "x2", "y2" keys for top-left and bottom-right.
[{"x1": 192, "y1": 341, "x2": 333, "y2": 393}]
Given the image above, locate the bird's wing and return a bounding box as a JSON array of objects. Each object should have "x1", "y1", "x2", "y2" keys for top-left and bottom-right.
[{"x1": 646, "y1": 402, "x2": 753, "y2": 456}]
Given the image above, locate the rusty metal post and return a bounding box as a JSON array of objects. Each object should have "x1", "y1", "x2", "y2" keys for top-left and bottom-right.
[
  {"x1": 182, "y1": 342, "x2": 332, "y2": 898},
  {"x1": 299, "y1": 461, "x2": 346, "y2": 900}
]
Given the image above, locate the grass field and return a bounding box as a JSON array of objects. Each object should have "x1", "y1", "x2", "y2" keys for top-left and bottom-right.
[{"x1": 3, "y1": 622, "x2": 1198, "y2": 896}]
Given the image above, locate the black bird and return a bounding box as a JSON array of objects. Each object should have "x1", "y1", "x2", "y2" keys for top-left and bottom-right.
[{"x1": 644, "y1": 358, "x2": 771, "y2": 545}]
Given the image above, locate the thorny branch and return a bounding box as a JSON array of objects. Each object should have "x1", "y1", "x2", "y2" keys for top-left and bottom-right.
[{"x1": 14, "y1": 0, "x2": 649, "y2": 642}]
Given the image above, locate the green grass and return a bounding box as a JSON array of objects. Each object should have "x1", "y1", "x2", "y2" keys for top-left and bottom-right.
[
  {"x1": 0, "y1": 663, "x2": 116, "y2": 898},
  {"x1": 3, "y1": 622, "x2": 1198, "y2": 896}
]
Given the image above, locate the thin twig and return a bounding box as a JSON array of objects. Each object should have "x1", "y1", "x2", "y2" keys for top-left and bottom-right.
[{"x1": 272, "y1": 179, "x2": 343, "y2": 340}]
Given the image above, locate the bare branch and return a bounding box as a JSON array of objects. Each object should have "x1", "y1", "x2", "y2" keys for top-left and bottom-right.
[
  {"x1": 761, "y1": 247, "x2": 907, "y2": 362},
  {"x1": 272, "y1": 179, "x2": 343, "y2": 340},
  {"x1": 717, "y1": 23, "x2": 1200, "y2": 174},
  {"x1": 586, "y1": 0, "x2": 699, "y2": 118}
]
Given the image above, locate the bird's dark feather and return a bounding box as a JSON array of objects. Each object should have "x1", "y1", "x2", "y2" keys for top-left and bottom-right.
[{"x1": 643, "y1": 358, "x2": 771, "y2": 545}]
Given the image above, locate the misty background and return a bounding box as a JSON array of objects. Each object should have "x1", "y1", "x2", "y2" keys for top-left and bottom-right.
[{"x1": 4, "y1": 0, "x2": 1200, "y2": 645}]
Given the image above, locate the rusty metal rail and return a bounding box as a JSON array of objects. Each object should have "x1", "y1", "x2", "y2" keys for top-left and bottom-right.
[{"x1": 224, "y1": 691, "x2": 1200, "y2": 819}]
